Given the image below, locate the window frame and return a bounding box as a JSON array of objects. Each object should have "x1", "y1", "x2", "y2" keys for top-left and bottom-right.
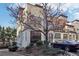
[{"x1": 54, "y1": 33, "x2": 61, "y2": 39}]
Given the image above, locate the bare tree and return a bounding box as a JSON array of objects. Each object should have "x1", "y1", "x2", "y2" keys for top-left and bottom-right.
[{"x1": 7, "y1": 3, "x2": 66, "y2": 48}]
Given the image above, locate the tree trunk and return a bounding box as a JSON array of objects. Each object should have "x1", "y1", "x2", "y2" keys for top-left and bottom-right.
[
  {"x1": 8, "y1": 38, "x2": 10, "y2": 46},
  {"x1": 43, "y1": 3, "x2": 49, "y2": 48},
  {"x1": 45, "y1": 28, "x2": 49, "y2": 48},
  {"x1": 2, "y1": 39, "x2": 5, "y2": 46},
  {"x1": 45, "y1": 33, "x2": 48, "y2": 48}
]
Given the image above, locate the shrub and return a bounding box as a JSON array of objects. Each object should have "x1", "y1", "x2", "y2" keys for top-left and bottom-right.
[
  {"x1": 30, "y1": 43, "x2": 34, "y2": 47},
  {"x1": 8, "y1": 42, "x2": 18, "y2": 52},
  {"x1": 36, "y1": 40, "x2": 43, "y2": 47},
  {"x1": 12, "y1": 42, "x2": 17, "y2": 46},
  {"x1": 26, "y1": 44, "x2": 32, "y2": 49}
]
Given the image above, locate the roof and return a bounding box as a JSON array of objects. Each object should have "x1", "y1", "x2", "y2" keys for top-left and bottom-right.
[
  {"x1": 72, "y1": 20, "x2": 79, "y2": 22},
  {"x1": 66, "y1": 24, "x2": 74, "y2": 27},
  {"x1": 59, "y1": 14, "x2": 68, "y2": 18},
  {"x1": 35, "y1": 4, "x2": 43, "y2": 8},
  {"x1": 19, "y1": 7, "x2": 25, "y2": 10},
  {"x1": 68, "y1": 31, "x2": 77, "y2": 33},
  {"x1": 27, "y1": 3, "x2": 43, "y2": 8}
]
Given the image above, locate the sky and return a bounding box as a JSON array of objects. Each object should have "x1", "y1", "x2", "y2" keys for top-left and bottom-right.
[
  {"x1": 0, "y1": 3, "x2": 79, "y2": 27},
  {"x1": 0, "y1": 3, "x2": 16, "y2": 27},
  {"x1": 61, "y1": 3, "x2": 79, "y2": 21}
]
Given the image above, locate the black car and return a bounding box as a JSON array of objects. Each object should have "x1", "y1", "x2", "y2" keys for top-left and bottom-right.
[{"x1": 53, "y1": 40, "x2": 79, "y2": 52}]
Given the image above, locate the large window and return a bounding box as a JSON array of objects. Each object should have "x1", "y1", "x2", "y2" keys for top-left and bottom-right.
[
  {"x1": 54, "y1": 33, "x2": 61, "y2": 39},
  {"x1": 63, "y1": 34, "x2": 68, "y2": 39}
]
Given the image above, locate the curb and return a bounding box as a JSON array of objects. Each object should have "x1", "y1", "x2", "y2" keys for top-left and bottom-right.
[{"x1": 65, "y1": 51, "x2": 77, "y2": 56}]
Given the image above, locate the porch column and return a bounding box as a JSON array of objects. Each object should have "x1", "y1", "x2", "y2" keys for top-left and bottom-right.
[
  {"x1": 41, "y1": 33, "x2": 45, "y2": 41},
  {"x1": 61, "y1": 33, "x2": 63, "y2": 40},
  {"x1": 22, "y1": 29, "x2": 30, "y2": 48}
]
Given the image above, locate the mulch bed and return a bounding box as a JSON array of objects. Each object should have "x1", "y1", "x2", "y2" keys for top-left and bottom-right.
[
  {"x1": 16, "y1": 46, "x2": 44, "y2": 56},
  {"x1": 16, "y1": 45, "x2": 66, "y2": 56}
]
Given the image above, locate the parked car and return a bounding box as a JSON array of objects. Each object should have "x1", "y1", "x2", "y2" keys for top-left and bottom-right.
[
  {"x1": 8, "y1": 42, "x2": 18, "y2": 52},
  {"x1": 52, "y1": 40, "x2": 79, "y2": 52}
]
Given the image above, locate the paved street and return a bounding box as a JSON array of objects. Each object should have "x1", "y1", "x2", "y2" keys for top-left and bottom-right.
[
  {"x1": 72, "y1": 50, "x2": 79, "y2": 56},
  {"x1": 0, "y1": 49, "x2": 24, "y2": 56},
  {"x1": 0, "y1": 49, "x2": 79, "y2": 56}
]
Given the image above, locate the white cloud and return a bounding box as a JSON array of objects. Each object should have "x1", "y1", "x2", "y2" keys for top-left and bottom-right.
[
  {"x1": 60, "y1": 3, "x2": 79, "y2": 20},
  {"x1": 73, "y1": 12, "x2": 79, "y2": 19}
]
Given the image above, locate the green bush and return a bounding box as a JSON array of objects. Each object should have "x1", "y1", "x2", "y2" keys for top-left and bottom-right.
[
  {"x1": 12, "y1": 42, "x2": 17, "y2": 46},
  {"x1": 26, "y1": 44, "x2": 32, "y2": 49},
  {"x1": 36, "y1": 40, "x2": 43, "y2": 47},
  {"x1": 8, "y1": 42, "x2": 18, "y2": 52},
  {"x1": 30, "y1": 43, "x2": 34, "y2": 47}
]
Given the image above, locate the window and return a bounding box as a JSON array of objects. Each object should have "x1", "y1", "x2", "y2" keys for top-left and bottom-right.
[
  {"x1": 76, "y1": 35, "x2": 78, "y2": 40},
  {"x1": 77, "y1": 29, "x2": 79, "y2": 31},
  {"x1": 69, "y1": 35, "x2": 72, "y2": 39},
  {"x1": 63, "y1": 34, "x2": 68, "y2": 39},
  {"x1": 54, "y1": 33, "x2": 61, "y2": 39},
  {"x1": 73, "y1": 35, "x2": 75, "y2": 39}
]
